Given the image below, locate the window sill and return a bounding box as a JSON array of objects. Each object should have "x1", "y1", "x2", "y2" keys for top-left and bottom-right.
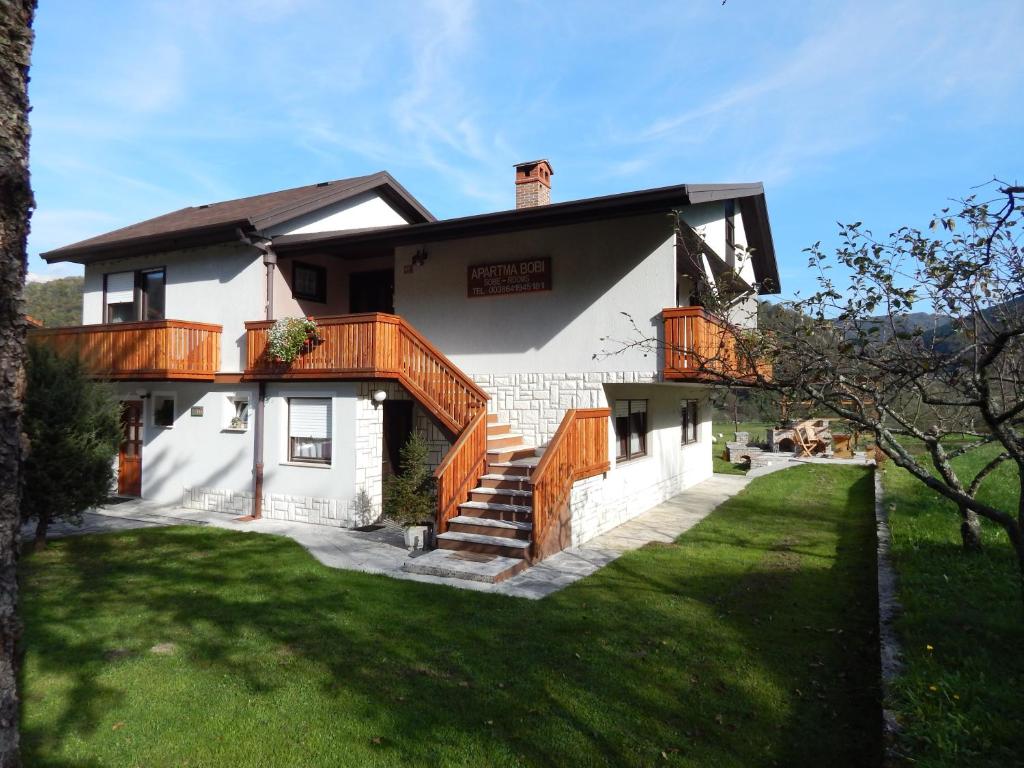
[
  {"x1": 221, "y1": 427, "x2": 249, "y2": 433},
  {"x1": 280, "y1": 460, "x2": 332, "y2": 469},
  {"x1": 615, "y1": 453, "x2": 651, "y2": 468}
]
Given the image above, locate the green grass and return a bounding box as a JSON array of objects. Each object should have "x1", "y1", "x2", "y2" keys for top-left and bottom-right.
[
  {"x1": 711, "y1": 421, "x2": 772, "y2": 475},
  {"x1": 882, "y1": 446, "x2": 1022, "y2": 767},
  {"x1": 20, "y1": 465, "x2": 881, "y2": 767}
]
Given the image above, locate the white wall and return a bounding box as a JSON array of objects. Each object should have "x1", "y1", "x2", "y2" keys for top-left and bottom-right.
[
  {"x1": 82, "y1": 243, "x2": 265, "y2": 372},
  {"x1": 262, "y1": 383, "x2": 358, "y2": 505},
  {"x1": 394, "y1": 213, "x2": 676, "y2": 376},
  {"x1": 113, "y1": 382, "x2": 258, "y2": 505},
  {"x1": 266, "y1": 191, "x2": 409, "y2": 236}
]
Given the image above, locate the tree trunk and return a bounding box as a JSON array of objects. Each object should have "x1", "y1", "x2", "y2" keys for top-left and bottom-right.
[
  {"x1": 31, "y1": 514, "x2": 47, "y2": 553},
  {"x1": 0, "y1": 2, "x2": 36, "y2": 766},
  {"x1": 959, "y1": 505, "x2": 983, "y2": 553}
]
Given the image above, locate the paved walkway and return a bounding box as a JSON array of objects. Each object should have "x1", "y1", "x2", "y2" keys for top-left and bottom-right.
[{"x1": 27, "y1": 474, "x2": 751, "y2": 600}]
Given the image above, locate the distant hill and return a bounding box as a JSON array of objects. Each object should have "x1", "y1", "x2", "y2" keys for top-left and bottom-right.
[{"x1": 25, "y1": 276, "x2": 83, "y2": 327}]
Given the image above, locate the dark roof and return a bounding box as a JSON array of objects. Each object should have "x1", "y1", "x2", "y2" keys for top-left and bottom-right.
[
  {"x1": 276, "y1": 181, "x2": 781, "y2": 294},
  {"x1": 42, "y1": 171, "x2": 434, "y2": 264}
]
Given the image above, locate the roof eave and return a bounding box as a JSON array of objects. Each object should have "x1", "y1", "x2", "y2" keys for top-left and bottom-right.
[{"x1": 41, "y1": 221, "x2": 252, "y2": 264}]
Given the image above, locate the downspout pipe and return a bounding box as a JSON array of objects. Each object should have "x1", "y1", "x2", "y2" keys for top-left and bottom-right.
[{"x1": 238, "y1": 229, "x2": 276, "y2": 520}]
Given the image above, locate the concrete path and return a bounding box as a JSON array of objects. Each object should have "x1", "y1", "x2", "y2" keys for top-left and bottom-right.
[{"x1": 28, "y1": 474, "x2": 752, "y2": 600}]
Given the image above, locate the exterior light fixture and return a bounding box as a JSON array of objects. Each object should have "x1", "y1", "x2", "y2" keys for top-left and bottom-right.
[
  {"x1": 135, "y1": 388, "x2": 150, "y2": 399},
  {"x1": 372, "y1": 390, "x2": 388, "y2": 407}
]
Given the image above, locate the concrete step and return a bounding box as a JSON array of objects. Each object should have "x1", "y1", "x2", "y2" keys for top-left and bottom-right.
[
  {"x1": 487, "y1": 445, "x2": 537, "y2": 463},
  {"x1": 487, "y1": 433, "x2": 526, "y2": 450},
  {"x1": 485, "y1": 463, "x2": 533, "y2": 478},
  {"x1": 469, "y1": 486, "x2": 533, "y2": 505},
  {"x1": 436, "y1": 530, "x2": 531, "y2": 559},
  {"x1": 487, "y1": 422, "x2": 511, "y2": 436},
  {"x1": 448, "y1": 515, "x2": 532, "y2": 541},
  {"x1": 459, "y1": 499, "x2": 532, "y2": 515},
  {"x1": 479, "y1": 473, "x2": 533, "y2": 489},
  {"x1": 401, "y1": 549, "x2": 528, "y2": 584}
]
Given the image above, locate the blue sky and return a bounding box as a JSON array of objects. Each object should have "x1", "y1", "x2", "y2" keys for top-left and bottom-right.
[{"x1": 26, "y1": 0, "x2": 1024, "y2": 299}]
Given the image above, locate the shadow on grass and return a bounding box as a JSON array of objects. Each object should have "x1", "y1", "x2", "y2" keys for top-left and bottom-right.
[{"x1": 20, "y1": 465, "x2": 882, "y2": 768}]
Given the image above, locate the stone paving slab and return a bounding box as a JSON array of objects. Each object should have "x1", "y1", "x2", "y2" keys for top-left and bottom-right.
[{"x1": 30, "y1": 474, "x2": 752, "y2": 600}]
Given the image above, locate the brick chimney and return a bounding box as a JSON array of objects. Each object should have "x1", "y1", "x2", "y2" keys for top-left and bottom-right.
[{"x1": 514, "y1": 159, "x2": 553, "y2": 208}]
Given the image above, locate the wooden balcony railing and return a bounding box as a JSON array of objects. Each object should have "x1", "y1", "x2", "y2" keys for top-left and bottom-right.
[
  {"x1": 662, "y1": 306, "x2": 771, "y2": 382},
  {"x1": 28, "y1": 320, "x2": 222, "y2": 380},
  {"x1": 434, "y1": 409, "x2": 488, "y2": 533},
  {"x1": 244, "y1": 313, "x2": 489, "y2": 435},
  {"x1": 530, "y1": 408, "x2": 610, "y2": 561}
]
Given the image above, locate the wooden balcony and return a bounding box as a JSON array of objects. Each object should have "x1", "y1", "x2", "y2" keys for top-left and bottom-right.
[
  {"x1": 28, "y1": 320, "x2": 222, "y2": 381},
  {"x1": 662, "y1": 306, "x2": 771, "y2": 383},
  {"x1": 244, "y1": 313, "x2": 488, "y2": 434}
]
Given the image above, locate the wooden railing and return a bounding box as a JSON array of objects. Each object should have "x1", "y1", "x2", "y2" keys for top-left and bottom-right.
[
  {"x1": 434, "y1": 410, "x2": 488, "y2": 534},
  {"x1": 530, "y1": 408, "x2": 610, "y2": 561},
  {"x1": 244, "y1": 313, "x2": 489, "y2": 435},
  {"x1": 662, "y1": 306, "x2": 770, "y2": 382},
  {"x1": 28, "y1": 320, "x2": 221, "y2": 380}
]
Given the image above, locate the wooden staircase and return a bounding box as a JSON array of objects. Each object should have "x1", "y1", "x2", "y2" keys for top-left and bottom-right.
[{"x1": 428, "y1": 415, "x2": 538, "y2": 581}]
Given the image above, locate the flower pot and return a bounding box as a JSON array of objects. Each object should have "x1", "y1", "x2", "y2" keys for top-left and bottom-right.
[{"x1": 403, "y1": 524, "x2": 429, "y2": 551}]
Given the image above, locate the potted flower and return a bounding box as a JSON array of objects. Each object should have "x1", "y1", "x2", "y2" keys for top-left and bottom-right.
[
  {"x1": 266, "y1": 316, "x2": 322, "y2": 364},
  {"x1": 383, "y1": 432, "x2": 436, "y2": 550}
]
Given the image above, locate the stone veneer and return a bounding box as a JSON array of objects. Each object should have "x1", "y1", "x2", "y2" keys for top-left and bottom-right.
[
  {"x1": 568, "y1": 452, "x2": 711, "y2": 547},
  {"x1": 181, "y1": 486, "x2": 372, "y2": 527},
  {"x1": 471, "y1": 371, "x2": 660, "y2": 448}
]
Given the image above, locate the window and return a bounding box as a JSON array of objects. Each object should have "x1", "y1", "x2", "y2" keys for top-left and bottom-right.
[
  {"x1": 225, "y1": 395, "x2": 249, "y2": 431},
  {"x1": 105, "y1": 271, "x2": 135, "y2": 323},
  {"x1": 292, "y1": 261, "x2": 327, "y2": 303},
  {"x1": 681, "y1": 400, "x2": 699, "y2": 445},
  {"x1": 614, "y1": 399, "x2": 647, "y2": 462},
  {"x1": 153, "y1": 395, "x2": 175, "y2": 428},
  {"x1": 141, "y1": 268, "x2": 165, "y2": 320},
  {"x1": 104, "y1": 267, "x2": 166, "y2": 322},
  {"x1": 288, "y1": 397, "x2": 332, "y2": 464}
]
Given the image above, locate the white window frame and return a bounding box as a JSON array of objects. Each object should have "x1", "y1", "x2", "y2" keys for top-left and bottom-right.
[
  {"x1": 280, "y1": 391, "x2": 335, "y2": 468},
  {"x1": 151, "y1": 391, "x2": 176, "y2": 429},
  {"x1": 223, "y1": 393, "x2": 251, "y2": 432}
]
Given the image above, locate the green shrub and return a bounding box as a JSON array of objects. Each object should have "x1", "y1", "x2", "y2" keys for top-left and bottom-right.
[
  {"x1": 383, "y1": 432, "x2": 435, "y2": 526},
  {"x1": 22, "y1": 344, "x2": 121, "y2": 548}
]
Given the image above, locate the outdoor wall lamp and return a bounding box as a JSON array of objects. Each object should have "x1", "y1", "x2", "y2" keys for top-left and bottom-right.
[
  {"x1": 372, "y1": 390, "x2": 387, "y2": 408},
  {"x1": 135, "y1": 388, "x2": 151, "y2": 399}
]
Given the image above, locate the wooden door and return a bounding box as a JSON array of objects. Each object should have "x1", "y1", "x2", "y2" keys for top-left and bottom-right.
[
  {"x1": 349, "y1": 269, "x2": 395, "y2": 314},
  {"x1": 118, "y1": 400, "x2": 143, "y2": 496}
]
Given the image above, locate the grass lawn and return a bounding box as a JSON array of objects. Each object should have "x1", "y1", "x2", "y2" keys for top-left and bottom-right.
[
  {"x1": 20, "y1": 465, "x2": 881, "y2": 767},
  {"x1": 882, "y1": 447, "x2": 1023, "y2": 767},
  {"x1": 711, "y1": 420, "x2": 772, "y2": 475}
]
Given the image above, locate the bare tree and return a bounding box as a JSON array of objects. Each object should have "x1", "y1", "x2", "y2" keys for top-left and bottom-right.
[
  {"x1": 0, "y1": 1, "x2": 35, "y2": 764},
  {"x1": 607, "y1": 183, "x2": 1024, "y2": 596}
]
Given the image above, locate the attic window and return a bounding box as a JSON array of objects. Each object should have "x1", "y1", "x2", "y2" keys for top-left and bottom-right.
[
  {"x1": 198, "y1": 204, "x2": 210, "y2": 209},
  {"x1": 316, "y1": 181, "x2": 330, "y2": 187}
]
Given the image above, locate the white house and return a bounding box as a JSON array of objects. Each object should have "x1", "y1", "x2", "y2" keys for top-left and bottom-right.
[{"x1": 35, "y1": 161, "x2": 779, "y2": 582}]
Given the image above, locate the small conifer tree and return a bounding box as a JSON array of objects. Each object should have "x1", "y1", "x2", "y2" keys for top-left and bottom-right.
[
  {"x1": 22, "y1": 344, "x2": 121, "y2": 549},
  {"x1": 383, "y1": 432, "x2": 436, "y2": 526}
]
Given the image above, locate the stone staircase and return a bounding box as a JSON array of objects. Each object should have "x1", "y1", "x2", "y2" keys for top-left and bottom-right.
[{"x1": 402, "y1": 414, "x2": 540, "y2": 583}]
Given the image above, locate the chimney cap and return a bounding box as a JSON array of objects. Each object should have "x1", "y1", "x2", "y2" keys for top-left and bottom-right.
[{"x1": 513, "y1": 159, "x2": 553, "y2": 174}]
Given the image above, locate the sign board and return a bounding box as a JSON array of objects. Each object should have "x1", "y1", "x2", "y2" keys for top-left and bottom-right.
[{"x1": 468, "y1": 257, "x2": 551, "y2": 298}]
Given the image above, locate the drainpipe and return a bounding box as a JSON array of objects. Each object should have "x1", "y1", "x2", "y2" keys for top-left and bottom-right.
[{"x1": 238, "y1": 229, "x2": 276, "y2": 520}]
